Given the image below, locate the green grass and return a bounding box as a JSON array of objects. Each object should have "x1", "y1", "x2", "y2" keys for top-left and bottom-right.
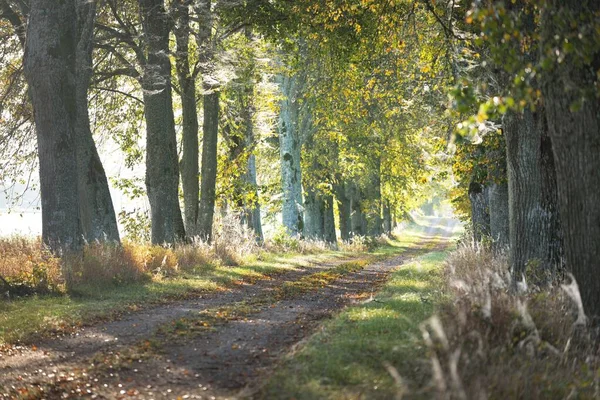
[{"x1": 258, "y1": 241, "x2": 458, "y2": 399}]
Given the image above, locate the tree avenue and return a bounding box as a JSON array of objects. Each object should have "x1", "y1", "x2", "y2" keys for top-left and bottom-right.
[{"x1": 1, "y1": 0, "x2": 599, "y2": 323}]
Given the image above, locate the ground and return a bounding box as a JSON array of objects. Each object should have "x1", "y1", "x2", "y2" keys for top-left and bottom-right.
[{"x1": 0, "y1": 216, "x2": 459, "y2": 399}]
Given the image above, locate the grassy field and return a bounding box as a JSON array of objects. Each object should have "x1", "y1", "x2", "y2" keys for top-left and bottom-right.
[{"x1": 258, "y1": 221, "x2": 460, "y2": 399}]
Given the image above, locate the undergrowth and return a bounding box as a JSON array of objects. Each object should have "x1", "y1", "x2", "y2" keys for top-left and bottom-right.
[
  {"x1": 420, "y1": 244, "x2": 600, "y2": 399},
  {"x1": 0, "y1": 215, "x2": 341, "y2": 295}
]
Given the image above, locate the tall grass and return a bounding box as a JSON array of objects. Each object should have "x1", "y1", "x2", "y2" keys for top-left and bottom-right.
[
  {"x1": 419, "y1": 244, "x2": 600, "y2": 399},
  {"x1": 0, "y1": 214, "x2": 361, "y2": 296},
  {"x1": 0, "y1": 236, "x2": 63, "y2": 294}
]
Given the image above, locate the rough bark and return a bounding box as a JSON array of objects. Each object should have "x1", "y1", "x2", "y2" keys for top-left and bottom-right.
[
  {"x1": 468, "y1": 181, "x2": 490, "y2": 243},
  {"x1": 197, "y1": 91, "x2": 219, "y2": 242},
  {"x1": 487, "y1": 182, "x2": 509, "y2": 250},
  {"x1": 323, "y1": 194, "x2": 337, "y2": 244},
  {"x1": 75, "y1": 0, "x2": 120, "y2": 243},
  {"x1": 193, "y1": 0, "x2": 220, "y2": 242},
  {"x1": 303, "y1": 189, "x2": 336, "y2": 244},
  {"x1": 277, "y1": 73, "x2": 303, "y2": 235},
  {"x1": 173, "y1": 0, "x2": 200, "y2": 237},
  {"x1": 504, "y1": 109, "x2": 561, "y2": 278},
  {"x1": 24, "y1": 0, "x2": 82, "y2": 253},
  {"x1": 139, "y1": 0, "x2": 185, "y2": 244},
  {"x1": 541, "y1": 0, "x2": 600, "y2": 318}
]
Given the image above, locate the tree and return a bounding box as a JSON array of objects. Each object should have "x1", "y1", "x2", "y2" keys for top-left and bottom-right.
[
  {"x1": 172, "y1": 0, "x2": 200, "y2": 237},
  {"x1": 277, "y1": 69, "x2": 304, "y2": 236},
  {"x1": 24, "y1": 0, "x2": 82, "y2": 252},
  {"x1": 447, "y1": 1, "x2": 563, "y2": 278},
  {"x1": 74, "y1": 0, "x2": 120, "y2": 243},
  {"x1": 1, "y1": 0, "x2": 120, "y2": 244},
  {"x1": 139, "y1": 0, "x2": 186, "y2": 244},
  {"x1": 540, "y1": 0, "x2": 600, "y2": 318}
]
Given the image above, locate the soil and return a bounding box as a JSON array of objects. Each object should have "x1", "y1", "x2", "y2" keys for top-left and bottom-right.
[{"x1": 0, "y1": 217, "x2": 458, "y2": 400}]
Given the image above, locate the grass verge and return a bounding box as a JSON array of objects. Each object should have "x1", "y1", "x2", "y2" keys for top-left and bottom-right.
[{"x1": 258, "y1": 249, "x2": 454, "y2": 400}]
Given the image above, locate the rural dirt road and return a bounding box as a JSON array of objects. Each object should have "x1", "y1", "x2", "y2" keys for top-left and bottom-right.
[{"x1": 0, "y1": 217, "x2": 459, "y2": 399}]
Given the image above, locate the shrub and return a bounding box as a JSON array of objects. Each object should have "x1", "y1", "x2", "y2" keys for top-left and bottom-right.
[
  {"x1": 173, "y1": 238, "x2": 213, "y2": 272},
  {"x1": 265, "y1": 225, "x2": 301, "y2": 253}
]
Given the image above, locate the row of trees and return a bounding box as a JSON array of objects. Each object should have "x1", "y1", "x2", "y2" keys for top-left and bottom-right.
[
  {"x1": 7, "y1": 0, "x2": 598, "y2": 321},
  {"x1": 443, "y1": 0, "x2": 600, "y2": 319},
  {"x1": 0, "y1": 1, "x2": 445, "y2": 252}
]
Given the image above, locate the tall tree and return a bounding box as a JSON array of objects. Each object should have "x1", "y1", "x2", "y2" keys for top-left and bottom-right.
[
  {"x1": 1, "y1": 0, "x2": 120, "y2": 244},
  {"x1": 139, "y1": 0, "x2": 186, "y2": 244},
  {"x1": 75, "y1": 0, "x2": 120, "y2": 243},
  {"x1": 238, "y1": 30, "x2": 264, "y2": 243},
  {"x1": 24, "y1": 0, "x2": 82, "y2": 252},
  {"x1": 540, "y1": 0, "x2": 600, "y2": 318},
  {"x1": 195, "y1": 0, "x2": 220, "y2": 242},
  {"x1": 173, "y1": 0, "x2": 200, "y2": 237},
  {"x1": 277, "y1": 71, "x2": 304, "y2": 236}
]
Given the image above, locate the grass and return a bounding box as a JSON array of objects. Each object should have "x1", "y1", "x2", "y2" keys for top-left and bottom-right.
[
  {"x1": 260, "y1": 220, "x2": 600, "y2": 400},
  {"x1": 0, "y1": 215, "x2": 456, "y2": 347},
  {"x1": 0, "y1": 251, "x2": 349, "y2": 346},
  {"x1": 258, "y1": 218, "x2": 461, "y2": 400},
  {"x1": 258, "y1": 250, "x2": 454, "y2": 400}
]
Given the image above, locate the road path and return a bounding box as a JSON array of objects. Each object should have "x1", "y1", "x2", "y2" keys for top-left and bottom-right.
[{"x1": 0, "y1": 216, "x2": 459, "y2": 399}]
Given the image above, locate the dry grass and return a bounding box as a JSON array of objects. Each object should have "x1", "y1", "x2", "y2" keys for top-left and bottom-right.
[
  {"x1": 0, "y1": 214, "x2": 352, "y2": 295},
  {"x1": 420, "y1": 244, "x2": 600, "y2": 399},
  {"x1": 212, "y1": 213, "x2": 260, "y2": 265},
  {"x1": 0, "y1": 236, "x2": 63, "y2": 294}
]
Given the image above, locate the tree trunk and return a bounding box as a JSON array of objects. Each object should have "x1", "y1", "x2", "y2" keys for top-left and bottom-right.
[
  {"x1": 488, "y1": 182, "x2": 509, "y2": 250},
  {"x1": 174, "y1": 0, "x2": 200, "y2": 237},
  {"x1": 322, "y1": 194, "x2": 337, "y2": 244},
  {"x1": 383, "y1": 200, "x2": 392, "y2": 235},
  {"x1": 541, "y1": 0, "x2": 599, "y2": 318},
  {"x1": 367, "y1": 163, "x2": 383, "y2": 237},
  {"x1": 335, "y1": 182, "x2": 352, "y2": 241},
  {"x1": 349, "y1": 183, "x2": 365, "y2": 236},
  {"x1": 239, "y1": 32, "x2": 264, "y2": 243},
  {"x1": 245, "y1": 152, "x2": 264, "y2": 243},
  {"x1": 24, "y1": 0, "x2": 82, "y2": 253},
  {"x1": 504, "y1": 109, "x2": 561, "y2": 278},
  {"x1": 139, "y1": 0, "x2": 185, "y2": 244},
  {"x1": 197, "y1": 91, "x2": 219, "y2": 242},
  {"x1": 468, "y1": 181, "x2": 490, "y2": 243},
  {"x1": 303, "y1": 188, "x2": 324, "y2": 240},
  {"x1": 278, "y1": 73, "x2": 303, "y2": 235},
  {"x1": 75, "y1": 0, "x2": 120, "y2": 243}
]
